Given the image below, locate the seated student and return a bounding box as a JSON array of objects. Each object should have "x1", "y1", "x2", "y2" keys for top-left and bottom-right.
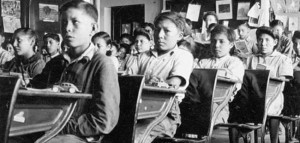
[
  {"x1": 126, "y1": 12, "x2": 194, "y2": 143},
  {"x1": 3, "y1": 28, "x2": 45, "y2": 78},
  {"x1": 232, "y1": 22, "x2": 258, "y2": 61},
  {"x1": 43, "y1": 33, "x2": 61, "y2": 63},
  {"x1": 0, "y1": 32, "x2": 14, "y2": 67},
  {"x1": 194, "y1": 25, "x2": 245, "y2": 123},
  {"x1": 119, "y1": 33, "x2": 133, "y2": 45},
  {"x1": 199, "y1": 11, "x2": 218, "y2": 44},
  {"x1": 92, "y1": 31, "x2": 119, "y2": 70},
  {"x1": 231, "y1": 26, "x2": 293, "y2": 143},
  {"x1": 117, "y1": 43, "x2": 131, "y2": 71},
  {"x1": 5, "y1": 42, "x2": 15, "y2": 57},
  {"x1": 31, "y1": 1, "x2": 120, "y2": 142},
  {"x1": 270, "y1": 20, "x2": 294, "y2": 59},
  {"x1": 292, "y1": 31, "x2": 300, "y2": 70}
]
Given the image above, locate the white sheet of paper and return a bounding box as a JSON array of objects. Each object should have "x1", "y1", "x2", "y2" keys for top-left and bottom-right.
[
  {"x1": 289, "y1": 17, "x2": 299, "y2": 31},
  {"x1": 247, "y1": 2, "x2": 261, "y2": 18},
  {"x1": 3, "y1": 16, "x2": 21, "y2": 33},
  {"x1": 186, "y1": 4, "x2": 201, "y2": 21}
]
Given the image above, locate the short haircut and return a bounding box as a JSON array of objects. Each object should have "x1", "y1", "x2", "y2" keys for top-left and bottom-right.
[
  {"x1": 59, "y1": 0, "x2": 98, "y2": 22},
  {"x1": 92, "y1": 31, "x2": 112, "y2": 46},
  {"x1": 256, "y1": 26, "x2": 277, "y2": 40},
  {"x1": 211, "y1": 25, "x2": 235, "y2": 43},
  {"x1": 13, "y1": 28, "x2": 38, "y2": 44},
  {"x1": 141, "y1": 22, "x2": 155, "y2": 31},
  {"x1": 43, "y1": 33, "x2": 60, "y2": 42},
  {"x1": 133, "y1": 28, "x2": 151, "y2": 41},
  {"x1": 292, "y1": 31, "x2": 300, "y2": 42},
  {"x1": 203, "y1": 11, "x2": 219, "y2": 23},
  {"x1": 270, "y1": 20, "x2": 284, "y2": 28},
  {"x1": 154, "y1": 12, "x2": 186, "y2": 32}
]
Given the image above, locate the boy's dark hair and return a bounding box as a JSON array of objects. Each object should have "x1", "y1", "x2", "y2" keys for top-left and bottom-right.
[
  {"x1": 256, "y1": 26, "x2": 278, "y2": 40},
  {"x1": 203, "y1": 11, "x2": 219, "y2": 23},
  {"x1": 92, "y1": 31, "x2": 112, "y2": 46},
  {"x1": 59, "y1": 0, "x2": 98, "y2": 22},
  {"x1": 119, "y1": 33, "x2": 132, "y2": 43},
  {"x1": 43, "y1": 33, "x2": 60, "y2": 42},
  {"x1": 133, "y1": 28, "x2": 151, "y2": 41},
  {"x1": 13, "y1": 28, "x2": 38, "y2": 47},
  {"x1": 208, "y1": 23, "x2": 218, "y2": 32},
  {"x1": 185, "y1": 18, "x2": 192, "y2": 27},
  {"x1": 211, "y1": 25, "x2": 236, "y2": 43},
  {"x1": 270, "y1": 20, "x2": 284, "y2": 28},
  {"x1": 154, "y1": 12, "x2": 186, "y2": 32},
  {"x1": 141, "y1": 22, "x2": 155, "y2": 31},
  {"x1": 293, "y1": 31, "x2": 300, "y2": 42}
]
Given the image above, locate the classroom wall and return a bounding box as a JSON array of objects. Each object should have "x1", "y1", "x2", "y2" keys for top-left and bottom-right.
[{"x1": 99, "y1": 0, "x2": 162, "y2": 33}]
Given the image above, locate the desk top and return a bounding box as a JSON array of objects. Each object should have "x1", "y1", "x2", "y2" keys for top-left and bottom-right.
[
  {"x1": 143, "y1": 85, "x2": 185, "y2": 94},
  {"x1": 18, "y1": 88, "x2": 92, "y2": 99}
]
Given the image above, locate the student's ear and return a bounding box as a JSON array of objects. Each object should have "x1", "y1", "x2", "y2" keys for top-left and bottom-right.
[
  {"x1": 274, "y1": 39, "x2": 278, "y2": 46},
  {"x1": 178, "y1": 32, "x2": 184, "y2": 41},
  {"x1": 229, "y1": 42, "x2": 234, "y2": 49},
  {"x1": 90, "y1": 22, "x2": 98, "y2": 36}
]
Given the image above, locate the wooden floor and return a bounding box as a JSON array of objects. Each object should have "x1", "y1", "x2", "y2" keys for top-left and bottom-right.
[{"x1": 212, "y1": 125, "x2": 287, "y2": 143}]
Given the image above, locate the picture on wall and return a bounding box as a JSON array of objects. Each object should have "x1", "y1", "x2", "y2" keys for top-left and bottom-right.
[
  {"x1": 1, "y1": 0, "x2": 20, "y2": 18},
  {"x1": 39, "y1": 3, "x2": 59, "y2": 22},
  {"x1": 216, "y1": 0, "x2": 233, "y2": 20},
  {"x1": 237, "y1": 2, "x2": 250, "y2": 20}
]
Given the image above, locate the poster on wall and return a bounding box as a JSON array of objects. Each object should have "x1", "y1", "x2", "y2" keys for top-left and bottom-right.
[
  {"x1": 289, "y1": 17, "x2": 299, "y2": 31},
  {"x1": 186, "y1": 4, "x2": 201, "y2": 21},
  {"x1": 39, "y1": 3, "x2": 59, "y2": 22},
  {"x1": 3, "y1": 16, "x2": 21, "y2": 33},
  {"x1": 1, "y1": 0, "x2": 20, "y2": 18},
  {"x1": 216, "y1": 0, "x2": 233, "y2": 20},
  {"x1": 237, "y1": 2, "x2": 250, "y2": 20}
]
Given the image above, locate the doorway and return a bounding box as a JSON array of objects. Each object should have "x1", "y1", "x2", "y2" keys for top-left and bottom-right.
[{"x1": 111, "y1": 4, "x2": 145, "y2": 41}]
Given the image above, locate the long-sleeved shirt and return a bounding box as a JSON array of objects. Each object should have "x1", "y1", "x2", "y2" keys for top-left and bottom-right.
[{"x1": 4, "y1": 53, "x2": 45, "y2": 78}]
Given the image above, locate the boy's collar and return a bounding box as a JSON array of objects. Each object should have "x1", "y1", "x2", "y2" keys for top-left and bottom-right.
[
  {"x1": 63, "y1": 43, "x2": 97, "y2": 64},
  {"x1": 150, "y1": 45, "x2": 178, "y2": 57}
]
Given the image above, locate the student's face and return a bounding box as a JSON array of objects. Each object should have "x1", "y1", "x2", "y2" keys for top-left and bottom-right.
[
  {"x1": 272, "y1": 25, "x2": 284, "y2": 37},
  {"x1": 60, "y1": 8, "x2": 97, "y2": 50},
  {"x1": 44, "y1": 37, "x2": 59, "y2": 55},
  {"x1": 93, "y1": 37, "x2": 109, "y2": 54},
  {"x1": 257, "y1": 34, "x2": 277, "y2": 55},
  {"x1": 110, "y1": 45, "x2": 118, "y2": 57},
  {"x1": 154, "y1": 19, "x2": 183, "y2": 52},
  {"x1": 135, "y1": 35, "x2": 151, "y2": 53},
  {"x1": 205, "y1": 15, "x2": 217, "y2": 28},
  {"x1": 145, "y1": 26, "x2": 154, "y2": 35},
  {"x1": 210, "y1": 33, "x2": 233, "y2": 58},
  {"x1": 13, "y1": 33, "x2": 34, "y2": 56},
  {"x1": 6, "y1": 43, "x2": 14, "y2": 55},
  {"x1": 120, "y1": 38, "x2": 131, "y2": 45},
  {"x1": 238, "y1": 25, "x2": 250, "y2": 39},
  {"x1": 118, "y1": 47, "x2": 126, "y2": 58},
  {"x1": 293, "y1": 38, "x2": 300, "y2": 51}
]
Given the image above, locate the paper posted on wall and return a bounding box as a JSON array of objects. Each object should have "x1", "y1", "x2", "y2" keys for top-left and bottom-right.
[
  {"x1": 186, "y1": 4, "x2": 201, "y2": 21},
  {"x1": 3, "y1": 16, "x2": 21, "y2": 33}
]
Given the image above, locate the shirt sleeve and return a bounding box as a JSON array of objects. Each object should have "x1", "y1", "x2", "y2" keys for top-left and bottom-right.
[
  {"x1": 169, "y1": 51, "x2": 194, "y2": 89},
  {"x1": 226, "y1": 57, "x2": 245, "y2": 82},
  {"x1": 31, "y1": 59, "x2": 46, "y2": 78},
  {"x1": 278, "y1": 56, "x2": 293, "y2": 79},
  {"x1": 61, "y1": 57, "x2": 120, "y2": 136},
  {"x1": 281, "y1": 37, "x2": 294, "y2": 59}
]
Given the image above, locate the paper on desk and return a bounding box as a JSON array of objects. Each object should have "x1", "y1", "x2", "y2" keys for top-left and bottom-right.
[
  {"x1": 186, "y1": 4, "x2": 201, "y2": 21},
  {"x1": 289, "y1": 17, "x2": 299, "y2": 31}
]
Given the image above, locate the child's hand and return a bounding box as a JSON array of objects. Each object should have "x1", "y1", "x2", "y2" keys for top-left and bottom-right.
[{"x1": 148, "y1": 76, "x2": 163, "y2": 85}]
